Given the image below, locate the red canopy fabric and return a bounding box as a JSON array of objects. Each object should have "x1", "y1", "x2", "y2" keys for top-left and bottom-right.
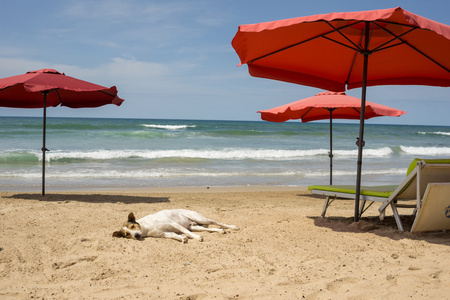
[
  {"x1": 232, "y1": 7, "x2": 450, "y2": 92},
  {"x1": 258, "y1": 91, "x2": 406, "y2": 122},
  {"x1": 0, "y1": 69, "x2": 124, "y2": 108}
]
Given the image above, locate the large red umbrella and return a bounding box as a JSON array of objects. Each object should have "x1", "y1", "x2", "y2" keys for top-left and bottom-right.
[
  {"x1": 0, "y1": 69, "x2": 124, "y2": 195},
  {"x1": 258, "y1": 91, "x2": 406, "y2": 185},
  {"x1": 232, "y1": 7, "x2": 450, "y2": 221}
]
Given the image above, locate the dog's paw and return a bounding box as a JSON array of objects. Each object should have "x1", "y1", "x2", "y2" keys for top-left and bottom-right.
[
  {"x1": 229, "y1": 225, "x2": 239, "y2": 231},
  {"x1": 181, "y1": 236, "x2": 189, "y2": 243}
]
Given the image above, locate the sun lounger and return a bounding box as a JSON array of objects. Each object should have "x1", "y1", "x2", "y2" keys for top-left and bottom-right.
[
  {"x1": 308, "y1": 158, "x2": 450, "y2": 232},
  {"x1": 309, "y1": 184, "x2": 397, "y2": 217}
]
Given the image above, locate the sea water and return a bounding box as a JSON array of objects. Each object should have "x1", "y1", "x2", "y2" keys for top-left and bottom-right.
[{"x1": 0, "y1": 116, "x2": 449, "y2": 191}]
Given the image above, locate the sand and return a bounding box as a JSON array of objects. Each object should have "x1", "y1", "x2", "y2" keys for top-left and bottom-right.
[{"x1": 0, "y1": 186, "x2": 449, "y2": 299}]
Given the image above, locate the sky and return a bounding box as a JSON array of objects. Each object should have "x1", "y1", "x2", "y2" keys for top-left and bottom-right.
[{"x1": 0, "y1": 0, "x2": 449, "y2": 126}]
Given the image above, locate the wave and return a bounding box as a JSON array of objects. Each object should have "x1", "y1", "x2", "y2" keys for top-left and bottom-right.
[
  {"x1": 45, "y1": 149, "x2": 331, "y2": 161},
  {"x1": 399, "y1": 146, "x2": 450, "y2": 156},
  {"x1": 0, "y1": 147, "x2": 398, "y2": 163},
  {"x1": 0, "y1": 151, "x2": 40, "y2": 164},
  {"x1": 305, "y1": 168, "x2": 406, "y2": 178},
  {"x1": 333, "y1": 147, "x2": 393, "y2": 157},
  {"x1": 418, "y1": 131, "x2": 450, "y2": 136},
  {"x1": 1, "y1": 167, "x2": 406, "y2": 179},
  {"x1": 141, "y1": 124, "x2": 196, "y2": 130}
]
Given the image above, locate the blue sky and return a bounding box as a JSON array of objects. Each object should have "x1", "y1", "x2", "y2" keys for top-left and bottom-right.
[{"x1": 0, "y1": 0, "x2": 449, "y2": 126}]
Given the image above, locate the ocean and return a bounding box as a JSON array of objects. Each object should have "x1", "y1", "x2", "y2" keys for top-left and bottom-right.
[{"x1": 0, "y1": 116, "x2": 449, "y2": 191}]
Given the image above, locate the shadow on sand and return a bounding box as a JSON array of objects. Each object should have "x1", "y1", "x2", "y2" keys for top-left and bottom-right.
[
  {"x1": 308, "y1": 215, "x2": 450, "y2": 245},
  {"x1": 6, "y1": 193, "x2": 170, "y2": 204},
  {"x1": 300, "y1": 193, "x2": 449, "y2": 245}
]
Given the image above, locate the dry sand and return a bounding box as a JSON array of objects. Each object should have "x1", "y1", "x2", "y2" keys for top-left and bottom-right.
[{"x1": 0, "y1": 186, "x2": 449, "y2": 299}]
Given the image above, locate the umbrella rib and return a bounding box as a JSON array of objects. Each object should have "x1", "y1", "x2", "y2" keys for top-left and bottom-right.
[
  {"x1": 249, "y1": 20, "x2": 363, "y2": 63},
  {"x1": 99, "y1": 89, "x2": 116, "y2": 97},
  {"x1": 345, "y1": 25, "x2": 368, "y2": 86},
  {"x1": 300, "y1": 107, "x2": 315, "y2": 119},
  {"x1": 0, "y1": 85, "x2": 15, "y2": 93},
  {"x1": 53, "y1": 89, "x2": 63, "y2": 105},
  {"x1": 370, "y1": 23, "x2": 450, "y2": 73},
  {"x1": 379, "y1": 25, "x2": 449, "y2": 72},
  {"x1": 371, "y1": 25, "x2": 416, "y2": 52},
  {"x1": 352, "y1": 107, "x2": 361, "y2": 114},
  {"x1": 249, "y1": 33, "x2": 328, "y2": 63},
  {"x1": 321, "y1": 36, "x2": 361, "y2": 52},
  {"x1": 403, "y1": 43, "x2": 450, "y2": 73},
  {"x1": 324, "y1": 21, "x2": 365, "y2": 52}
]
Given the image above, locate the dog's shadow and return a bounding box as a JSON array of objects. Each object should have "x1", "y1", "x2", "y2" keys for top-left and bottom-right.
[{"x1": 7, "y1": 193, "x2": 170, "y2": 204}]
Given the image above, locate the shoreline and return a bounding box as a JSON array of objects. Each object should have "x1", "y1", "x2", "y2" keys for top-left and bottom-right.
[{"x1": 0, "y1": 184, "x2": 308, "y2": 194}]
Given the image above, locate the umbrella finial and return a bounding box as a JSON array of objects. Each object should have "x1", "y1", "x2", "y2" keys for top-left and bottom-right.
[
  {"x1": 315, "y1": 91, "x2": 346, "y2": 97},
  {"x1": 27, "y1": 69, "x2": 63, "y2": 75}
]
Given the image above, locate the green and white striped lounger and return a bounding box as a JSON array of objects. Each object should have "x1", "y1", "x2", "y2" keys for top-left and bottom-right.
[{"x1": 308, "y1": 158, "x2": 450, "y2": 232}]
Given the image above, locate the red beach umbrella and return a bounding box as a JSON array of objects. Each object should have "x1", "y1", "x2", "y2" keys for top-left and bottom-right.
[
  {"x1": 258, "y1": 91, "x2": 406, "y2": 184},
  {"x1": 0, "y1": 69, "x2": 124, "y2": 195},
  {"x1": 232, "y1": 7, "x2": 450, "y2": 221}
]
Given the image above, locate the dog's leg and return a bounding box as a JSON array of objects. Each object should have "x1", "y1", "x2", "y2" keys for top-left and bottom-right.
[
  {"x1": 161, "y1": 232, "x2": 189, "y2": 243},
  {"x1": 170, "y1": 222, "x2": 203, "y2": 242},
  {"x1": 182, "y1": 210, "x2": 239, "y2": 230},
  {"x1": 195, "y1": 218, "x2": 239, "y2": 230},
  {"x1": 189, "y1": 224, "x2": 225, "y2": 234},
  {"x1": 207, "y1": 221, "x2": 239, "y2": 231}
]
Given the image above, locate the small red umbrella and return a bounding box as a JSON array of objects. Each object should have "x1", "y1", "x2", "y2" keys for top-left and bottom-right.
[
  {"x1": 0, "y1": 69, "x2": 124, "y2": 195},
  {"x1": 258, "y1": 91, "x2": 406, "y2": 184},
  {"x1": 232, "y1": 7, "x2": 450, "y2": 221}
]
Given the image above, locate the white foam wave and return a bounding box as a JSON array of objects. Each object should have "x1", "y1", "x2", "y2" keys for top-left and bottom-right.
[
  {"x1": 305, "y1": 168, "x2": 405, "y2": 178},
  {"x1": 43, "y1": 148, "x2": 331, "y2": 161},
  {"x1": 40, "y1": 146, "x2": 394, "y2": 161},
  {"x1": 2, "y1": 167, "x2": 406, "y2": 179},
  {"x1": 333, "y1": 147, "x2": 393, "y2": 157},
  {"x1": 142, "y1": 124, "x2": 195, "y2": 130},
  {"x1": 418, "y1": 131, "x2": 450, "y2": 136},
  {"x1": 400, "y1": 146, "x2": 450, "y2": 156}
]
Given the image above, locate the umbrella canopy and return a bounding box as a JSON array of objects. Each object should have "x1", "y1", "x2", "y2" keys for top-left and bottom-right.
[
  {"x1": 232, "y1": 7, "x2": 450, "y2": 221},
  {"x1": 0, "y1": 69, "x2": 124, "y2": 195},
  {"x1": 258, "y1": 91, "x2": 406, "y2": 184},
  {"x1": 232, "y1": 7, "x2": 450, "y2": 91},
  {"x1": 0, "y1": 69, "x2": 124, "y2": 108}
]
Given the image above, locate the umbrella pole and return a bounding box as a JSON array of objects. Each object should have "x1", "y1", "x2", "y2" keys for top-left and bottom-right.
[
  {"x1": 41, "y1": 92, "x2": 49, "y2": 196},
  {"x1": 329, "y1": 109, "x2": 334, "y2": 185},
  {"x1": 355, "y1": 22, "x2": 371, "y2": 222}
]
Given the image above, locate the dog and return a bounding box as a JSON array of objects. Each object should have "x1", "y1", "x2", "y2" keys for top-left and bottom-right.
[{"x1": 112, "y1": 209, "x2": 239, "y2": 243}]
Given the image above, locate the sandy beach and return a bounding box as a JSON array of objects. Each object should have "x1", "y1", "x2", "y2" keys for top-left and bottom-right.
[{"x1": 0, "y1": 186, "x2": 449, "y2": 299}]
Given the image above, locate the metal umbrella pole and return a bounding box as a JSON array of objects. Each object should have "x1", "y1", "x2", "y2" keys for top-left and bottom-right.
[
  {"x1": 41, "y1": 91, "x2": 50, "y2": 196},
  {"x1": 354, "y1": 22, "x2": 371, "y2": 222},
  {"x1": 327, "y1": 108, "x2": 336, "y2": 185}
]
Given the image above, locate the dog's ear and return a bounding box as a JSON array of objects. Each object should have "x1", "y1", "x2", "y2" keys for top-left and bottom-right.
[
  {"x1": 112, "y1": 231, "x2": 124, "y2": 238},
  {"x1": 127, "y1": 212, "x2": 136, "y2": 223}
]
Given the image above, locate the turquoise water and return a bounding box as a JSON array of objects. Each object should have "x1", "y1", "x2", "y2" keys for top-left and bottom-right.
[{"x1": 0, "y1": 116, "x2": 449, "y2": 191}]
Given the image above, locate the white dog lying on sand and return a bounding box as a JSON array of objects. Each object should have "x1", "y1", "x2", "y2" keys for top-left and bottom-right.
[{"x1": 112, "y1": 209, "x2": 239, "y2": 243}]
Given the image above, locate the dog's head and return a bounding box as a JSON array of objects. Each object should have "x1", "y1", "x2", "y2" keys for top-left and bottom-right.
[{"x1": 112, "y1": 212, "x2": 143, "y2": 240}]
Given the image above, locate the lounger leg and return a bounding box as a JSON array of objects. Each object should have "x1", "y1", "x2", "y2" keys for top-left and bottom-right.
[
  {"x1": 321, "y1": 196, "x2": 334, "y2": 218},
  {"x1": 390, "y1": 202, "x2": 404, "y2": 232},
  {"x1": 359, "y1": 199, "x2": 366, "y2": 218}
]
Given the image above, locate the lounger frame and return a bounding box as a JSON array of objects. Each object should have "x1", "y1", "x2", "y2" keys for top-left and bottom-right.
[{"x1": 310, "y1": 160, "x2": 450, "y2": 231}]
